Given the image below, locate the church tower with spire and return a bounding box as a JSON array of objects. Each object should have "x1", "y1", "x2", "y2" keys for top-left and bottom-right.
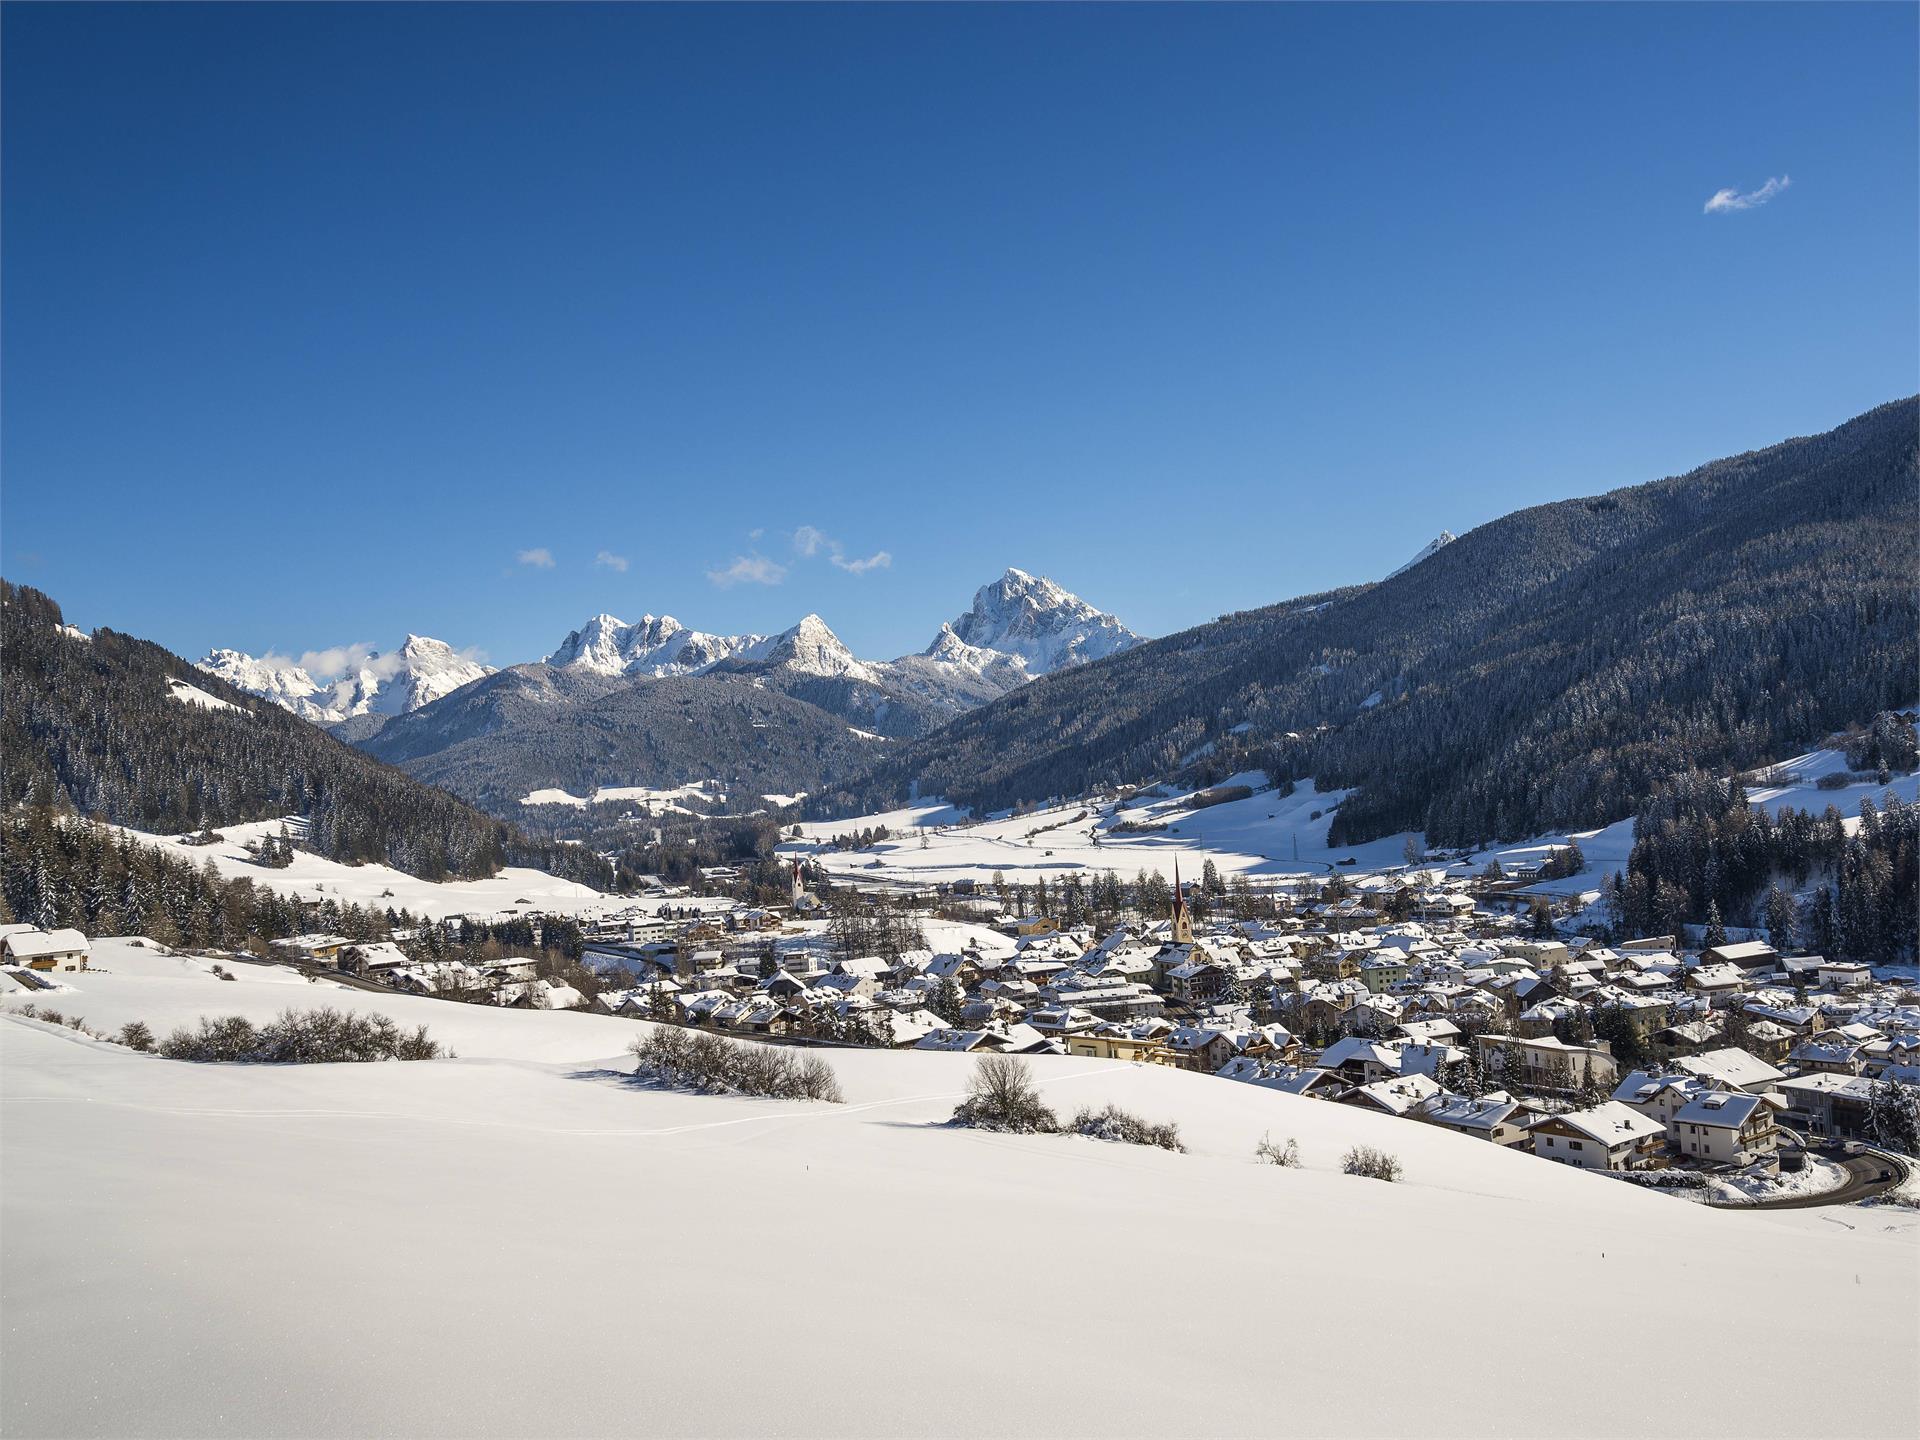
[{"x1": 1170, "y1": 858, "x2": 1195, "y2": 945}]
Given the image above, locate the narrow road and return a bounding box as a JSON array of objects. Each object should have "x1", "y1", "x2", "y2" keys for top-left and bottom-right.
[
  {"x1": 1716, "y1": 1149, "x2": 1910, "y2": 1210},
  {"x1": 1740, "y1": 1153, "x2": 1909, "y2": 1210}
]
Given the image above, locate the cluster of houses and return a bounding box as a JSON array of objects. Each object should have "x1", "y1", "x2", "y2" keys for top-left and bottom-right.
[
  {"x1": 13, "y1": 853, "x2": 1914, "y2": 1185},
  {"x1": 510, "y1": 864, "x2": 1919, "y2": 1180}
]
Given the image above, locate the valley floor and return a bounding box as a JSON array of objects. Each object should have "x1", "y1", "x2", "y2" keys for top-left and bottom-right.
[{"x1": 4, "y1": 943, "x2": 1917, "y2": 1438}]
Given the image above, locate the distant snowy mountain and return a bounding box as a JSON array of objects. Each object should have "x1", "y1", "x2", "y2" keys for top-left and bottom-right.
[
  {"x1": 934, "y1": 567, "x2": 1140, "y2": 678},
  {"x1": 1387, "y1": 531, "x2": 1457, "y2": 579},
  {"x1": 198, "y1": 648, "x2": 331, "y2": 719},
  {"x1": 262, "y1": 569, "x2": 1143, "y2": 812},
  {"x1": 544, "y1": 568, "x2": 1137, "y2": 694},
  {"x1": 199, "y1": 635, "x2": 492, "y2": 723},
  {"x1": 545, "y1": 615, "x2": 778, "y2": 678}
]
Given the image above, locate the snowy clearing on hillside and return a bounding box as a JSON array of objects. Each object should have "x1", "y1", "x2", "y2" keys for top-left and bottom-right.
[
  {"x1": 110, "y1": 818, "x2": 613, "y2": 922},
  {"x1": 522, "y1": 779, "x2": 725, "y2": 811},
  {"x1": 165, "y1": 676, "x2": 242, "y2": 713},
  {"x1": 797, "y1": 743, "x2": 1917, "y2": 901},
  {"x1": 4, "y1": 938, "x2": 1915, "y2": 1439},
  {"x1": 789, "y1": 776, "x2": 1418, "y2": 886}
]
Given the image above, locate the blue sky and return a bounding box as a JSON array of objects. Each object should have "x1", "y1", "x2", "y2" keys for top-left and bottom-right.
[{"x1": 4, "y1": 2, "x2": 1915, "y2": 673}]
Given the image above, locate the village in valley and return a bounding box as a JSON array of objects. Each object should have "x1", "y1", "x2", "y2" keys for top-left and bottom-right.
[{"x1": 14, "y1": 768, "x2": 1914, "y2": 1209}]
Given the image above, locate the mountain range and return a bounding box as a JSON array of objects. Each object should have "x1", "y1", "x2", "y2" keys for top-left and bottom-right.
[
  {"x1": 179, "y1": 399, "x2": 1919, "y2": 843},
  {"x1": 198, "y1": 636, "x2": 492, "y2": 726},
  {"x1": 198, "y1": 568, "x2": 1143, "y2": 813}
]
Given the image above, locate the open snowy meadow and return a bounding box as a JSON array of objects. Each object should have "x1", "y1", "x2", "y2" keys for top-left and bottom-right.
[{"x1": 4, "y1": 941, "x2": 1916, "y2": 1439}]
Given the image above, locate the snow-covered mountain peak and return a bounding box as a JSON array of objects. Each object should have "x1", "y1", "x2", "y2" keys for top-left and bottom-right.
[
  {"x1": 198, "y1": 635, "x2": 490, "y2": 722},
  {"x1": 767, "y1": 614, "x2": 875, "y2": 680},
  {"x1": 546, "y1": 613, "x2": 771, "y2": 678},
  {"x1": 1387, "y1": 531, "x2": 1457, "y2": 579},
  {"x1": 940, "y1": 568, "x2": 1140, "y2": 677},
  {"x1": 197, "y1": 649, "x2": 325, "y2": 712}
]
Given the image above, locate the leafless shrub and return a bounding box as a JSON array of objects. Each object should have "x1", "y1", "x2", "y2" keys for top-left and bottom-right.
[
  {"x1": 1256, "y1": 1133, "x2": 1302, "y2": 1167},
  {"x1": 155, "y1": 1009, "x2": 442, "y2": 1063},
  {"x1": 951, "y1": 1054, "x2": 1059, "y2": 1133},
  {"x1": 1070, "y1": 1103, "x2": 1184, "y2": 1152},
  {"x1": 628, "y1": 1027, "x2": 844, "y2": 1103},
  {"x1": 1342, "y1": 1145, "x2": 1403, "y2": 1182}
]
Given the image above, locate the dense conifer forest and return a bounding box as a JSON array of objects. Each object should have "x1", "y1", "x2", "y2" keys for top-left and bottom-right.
[
  {"x1": 821, "y1": 399, "x2": 1919, "y2": 848},
  {"x1": 1, "y1": 582, "x2": 612, "y2": 888}
]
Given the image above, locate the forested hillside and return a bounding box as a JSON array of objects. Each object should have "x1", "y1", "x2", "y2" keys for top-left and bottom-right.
[
  {"x1": 822, "y1": 398, "x2": 1919, "y2": 847},
  {"x1": 1, "y1": 583, "x2": 611, "y2": 887},
  {"x1": 358, "y1": 662, "x2": 887, "y2": 813}
]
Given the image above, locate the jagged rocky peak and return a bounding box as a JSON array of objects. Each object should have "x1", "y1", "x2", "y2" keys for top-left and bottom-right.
[
  {"x1": 766, "y1": 614, "x2": 873, "y2": 680},
  {"x1": 938, "y1": 567, "x2": 1141, "y2": 676},
  {"x1": 545, "y1": 613, "x2": 774, "y2": 678},
  {"x1": 197, "y1": 635, "x2": 490, "y2": 721}
]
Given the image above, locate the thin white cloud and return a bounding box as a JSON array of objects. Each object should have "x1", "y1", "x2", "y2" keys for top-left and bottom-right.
[
  {"x1": 790, "y1": 524, "x2": 891, "y2": 577},
  {"x1": 296, "y1": 643, "x2": 379, "y2": 679},
  {"x1": 1704, "y1": 174, "x2": 1790, "y2": 214},
  {"x1": 707, "y1": 553, "x2": 788, "y2": 588},
  {"x1": 595, "y1": 550, "x2": 629, "y2": 573},
  {"x1": 517, "y1": 547, "x2": 556, "y2": 569},
  {"x1": 288, "y1": 640, "x2": 488, "y2": 681},
  {"x1": 832, "y1": 549, "x2": 892, "y2": 575}
]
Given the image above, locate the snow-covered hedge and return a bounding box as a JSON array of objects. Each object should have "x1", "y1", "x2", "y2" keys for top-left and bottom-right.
[{"x1": 629, "y1": 1027, "x2": 843, "y2": 1103}]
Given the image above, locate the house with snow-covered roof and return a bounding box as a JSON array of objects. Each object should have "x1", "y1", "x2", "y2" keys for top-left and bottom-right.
[
  {"x1": 1417, "y1": 1090, "x2": 1537, "y2": 1146},
  {"x1": 1669, "y1": 1091, "x2": 1780, "y2": 1168},
  {"x1": 1529, "y1": 1102, "x2": 1666, "y2": 1171},
  {"x1": 1674, "y1": 1047, "x2": 1784, "y2": 1094},
  {"x1": 1, "y1": 927, "x2": 89, "y2": 971}
]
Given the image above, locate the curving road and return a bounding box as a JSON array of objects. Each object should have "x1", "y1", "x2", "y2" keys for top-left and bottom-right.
[{"x1": 1736, "y1": 1152, "x2": 1910, "y2": 1210}]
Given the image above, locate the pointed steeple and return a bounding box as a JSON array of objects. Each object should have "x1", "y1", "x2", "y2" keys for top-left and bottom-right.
[{"x1": 1171, "y1": 858, "x2": 1194, "y2": 945}]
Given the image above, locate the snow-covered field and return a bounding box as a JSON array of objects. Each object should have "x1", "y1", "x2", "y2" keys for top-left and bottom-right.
[
  {"x1": 4, "y1": 940, "x2": 1916, "y2": 1438},
  {"x1": 522, "y1": 779, "x2": 727, "y2": 812},
  {"x1": 110, "y1": 818, "x2": 614, "y2": 923},
  {"x1": 792, "y1": 747, "x2": 1916, "y2": 903},
  {"x1": 789, "y1": 774, "x2": 1416, "y2": 887}
]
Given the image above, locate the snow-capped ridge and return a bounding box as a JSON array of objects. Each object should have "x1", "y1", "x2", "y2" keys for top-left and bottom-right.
[
  {"x1": 198, "y1": 636, "x2": 491, "y2": 722},
  {"x1": 936, "y1": 566, "x2": 1141, "y2": 677},
  {"x1": 1387, "y1": 531, "x2": 1457, "y2": 580}
]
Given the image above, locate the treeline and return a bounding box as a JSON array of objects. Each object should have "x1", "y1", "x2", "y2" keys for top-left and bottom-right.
[
  {"x1": 1, "y1": 807, "x2": 398, "y2": 949},
  {"x1": 2, "y1": 582, "x2": 612, "y2": 888},
  {"x1": 818, "y1": 398, "x2": 1918, "y2": 850},
  {"x1": 1606, "y1": 770, "x2": 1918, "y2": 962}
]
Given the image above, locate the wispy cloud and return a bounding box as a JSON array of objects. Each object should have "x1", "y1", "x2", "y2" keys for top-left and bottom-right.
[
  {"x1": 790, "y1": 524, "x2": 891, "y2": 577},
  {"x1": 594, "y1": 550, "x2": 628, "y2": 573},
  {"x1": 1704, "y1": 174, "x2": 1790, "y2": 214},
  {"x1": 296, "y1": 642, "x2": 379, "y2": 679},
  {"x1": 292, "y1": 639, "x2": 488, "y2": 681},
  {"x1": 707, "y1": 553, "x2": 788, "y2": 588},
  {"x1": 516, "y1": 547, "x2": 555, "y2": 569},
  {"x1": 832, "y1": 549, "x2": 892, "y2": 575}
]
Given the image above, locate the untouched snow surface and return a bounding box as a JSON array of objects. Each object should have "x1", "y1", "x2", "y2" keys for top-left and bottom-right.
[
  {"x1": 796, "y1": 744, "x2": 1916, "y2": 898},
  {"x1": 4, "y1": 940, "x2": 1915, "y2": 1439},
  {"x1": 111, "y1": 818, "x2": 609, "y2": 922},
  {"x1": 791, "y1": 777, "x2": 1417, "y2": 885}
]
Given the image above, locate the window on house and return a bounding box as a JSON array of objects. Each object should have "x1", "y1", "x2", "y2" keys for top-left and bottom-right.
[{"x1": 1568, "y1": 1140, "x2": 1583, "y2": 1150}]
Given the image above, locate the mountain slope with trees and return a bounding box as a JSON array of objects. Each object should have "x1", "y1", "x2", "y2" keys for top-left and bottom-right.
[
  {"x1": 820, "y1": 398, "x2": 1919, "y2": 848},
  {"x1": 357, "y1": 662, "x2": 890, "y2": 813},
  {"x1": 1, "y1": 582, "x2": 610, "y2": 887}
]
